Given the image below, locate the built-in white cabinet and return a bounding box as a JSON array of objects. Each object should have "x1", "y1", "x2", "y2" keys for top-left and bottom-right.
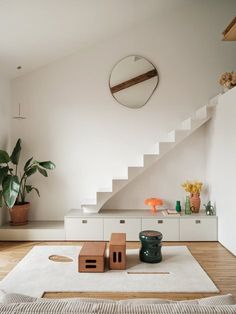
[
  {"x1": 103, "y1": 218, "x2": 141, "y2": 241},
  {"x1": 65, "y1": 218, "x2": 103, "y2": 240},
  {"x1": 64, "y1": 210, "x2": 218, "y2": 242},
  {"x1": 142, "y1": 218, "x2": 179, "y2": 241},
  {"x1": 180, "y1": 217, "x2": 218, "y2": 241},
  {"x1": 0, "y1": 211, "x2": 218, "y2": 241}
]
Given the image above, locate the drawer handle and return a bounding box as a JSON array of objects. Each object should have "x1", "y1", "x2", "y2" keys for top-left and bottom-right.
[
  {"x1": 158, "y1": 220, "x2": 163, "y2": 224},
  {"x1": 195, "y1": 220, "x2": 201, "y2": 224},
  {"x1": 82, "y1": 220, "x2": 88, "y2": 224},
  {"x1": 120, "y1": 220, "x2": 125, "y2": 224}
]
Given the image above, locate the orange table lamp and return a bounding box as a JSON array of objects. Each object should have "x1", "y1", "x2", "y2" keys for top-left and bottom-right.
[{"x1": 144, "y1": 198, "x2": 163, "y2": 213}]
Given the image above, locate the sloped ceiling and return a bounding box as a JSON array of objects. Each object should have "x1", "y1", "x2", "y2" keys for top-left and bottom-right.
[{"x1": 0, "y1": 0, "x2": 186, "y2": 78}]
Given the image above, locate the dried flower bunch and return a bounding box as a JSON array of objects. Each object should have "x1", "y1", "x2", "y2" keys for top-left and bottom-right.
[
  {"x1": 182, "y1": 181, "x2": 203, "y2": 194},
  {"x1": 219, "y1": 71, "x2": 236, "y2": 89}
]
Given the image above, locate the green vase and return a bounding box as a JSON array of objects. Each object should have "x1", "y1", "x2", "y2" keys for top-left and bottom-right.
[
  {"x1": 175, "y1": 200, "x2": 181, "y2": 212},
  {"x1": 185, "y1": 195, "x2": 192, "y2": 215}
]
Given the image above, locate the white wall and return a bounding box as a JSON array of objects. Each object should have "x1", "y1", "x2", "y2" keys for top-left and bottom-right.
[
  {"x1": 206, "y1": 88, "x2": 236, "y2": 256},
  {"x1": 0, "y1": 73, "x2": 11, "y2": 225},
  {"x1": 0, "y1": 74, "x2": 10, "y2": 148},
  {"x1": 11, "y1": 0, "x2": 236, "y2": 220}
]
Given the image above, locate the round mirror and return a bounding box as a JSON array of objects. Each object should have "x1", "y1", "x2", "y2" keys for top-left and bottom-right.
[{"x1": 109, "y1": 55, "x2": 159, "y2": 109}]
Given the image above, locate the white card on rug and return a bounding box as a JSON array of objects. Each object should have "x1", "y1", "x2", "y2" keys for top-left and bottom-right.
[{"x1": 0, "y1": 246, "x2": 219, "y2": 297}]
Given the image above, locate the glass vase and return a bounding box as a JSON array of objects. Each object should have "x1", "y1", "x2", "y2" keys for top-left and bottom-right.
[{"x1": 185, "y1": 196, "x2": 191, "y2": 215}]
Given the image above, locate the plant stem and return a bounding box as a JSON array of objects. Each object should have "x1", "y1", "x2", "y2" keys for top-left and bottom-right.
[
  {"x1": 22, "y1": 177, "x2": 27, "y2": 203},
  {"x1": 19, "y1": 173, "x2": 26, "y2": 203},
  {"x1": 7, "y1": 163, "x2": 13, "y2": 175}
]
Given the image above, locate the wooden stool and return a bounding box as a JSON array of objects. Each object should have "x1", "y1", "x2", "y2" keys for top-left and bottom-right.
[
  {"x1": 79, "y1": 242, "x2": 106, "y2": 273},
  {"x1": 109, "y1": 233, "x2": 126, "y2": 270}
]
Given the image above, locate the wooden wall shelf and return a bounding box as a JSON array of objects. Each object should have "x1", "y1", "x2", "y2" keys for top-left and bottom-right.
[{"x1": 222, "y1": 16, "x2": 236, "y2": 41}]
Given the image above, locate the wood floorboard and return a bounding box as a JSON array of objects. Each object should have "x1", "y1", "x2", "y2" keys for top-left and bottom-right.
[{"x1": 0, "y1": 241, "x2": 235, "y2": 300}]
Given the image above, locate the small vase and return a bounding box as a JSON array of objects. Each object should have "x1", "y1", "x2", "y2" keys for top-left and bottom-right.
[
  {"x1": 185, "y1": 196, "x2": 191, "y2": 215},
  {"x1": 190, "y1": 193, "x2": 200, "y2": 213},
  {"x1": 175, "y1": 201, "x2": 181, "y2": 213}
]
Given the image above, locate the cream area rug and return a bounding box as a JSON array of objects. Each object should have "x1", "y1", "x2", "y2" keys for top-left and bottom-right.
[{"x1": 0, "y1": 246, "x2": 218, "y2": 297}]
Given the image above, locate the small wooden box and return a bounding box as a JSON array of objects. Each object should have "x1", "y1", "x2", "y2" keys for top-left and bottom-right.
[
  {"x1": 79, "y1": 242, "x2": 106, "y2": 273},
  {"x1": 109, "y1": 233, "x2": 126, "y2": 270}
]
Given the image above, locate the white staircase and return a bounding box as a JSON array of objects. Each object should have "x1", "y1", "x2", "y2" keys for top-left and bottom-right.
[{"x1": 82, "y1": 95, "x2": 219, "y2": 213}]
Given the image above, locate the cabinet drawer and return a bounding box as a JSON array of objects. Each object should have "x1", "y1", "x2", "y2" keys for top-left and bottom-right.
[
  {"x1": 103, "y1": 218, "x2": 141, "y2": 241},
  {"x1": 180, "y1": 218, "x2": 217, "y2": 241},
  {"x1": 142, "y1": 218, "x2": 179, "y2": 241},
  {"x1": 65, "y1": 218, "x2": 103, "y2": 240}
]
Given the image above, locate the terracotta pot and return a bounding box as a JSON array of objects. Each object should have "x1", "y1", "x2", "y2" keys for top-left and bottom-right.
[
  {"x1": 9, "y1": 202, "x2": 30, "y2": 226},
  {"x1": 190, "y1": 193, "x2": 200, "y2": 213}
]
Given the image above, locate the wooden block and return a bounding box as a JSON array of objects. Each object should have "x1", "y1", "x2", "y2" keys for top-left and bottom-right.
[
  {"x1": 109, "y1": 233, "x2": 126, "y2": 270},
  {"x1": 79, "y1": 242, "x2": 106, "y2": 273}
]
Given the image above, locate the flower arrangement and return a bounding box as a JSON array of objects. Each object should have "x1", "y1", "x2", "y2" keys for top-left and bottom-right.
[
  {"x1": 181, "y1": 181, "x2": 203, "y2": 194},
  {"x1": 219, "y1": 71, "x2": 236, "y2": 89},
  {"x1": 181, "y1": 181, "x2": 203, "y2": 213}
]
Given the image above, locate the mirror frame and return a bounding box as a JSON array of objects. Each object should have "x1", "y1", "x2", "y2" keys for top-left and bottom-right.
[{"x1": 109, "y1": 55, "x2": 159, "y2": 109}]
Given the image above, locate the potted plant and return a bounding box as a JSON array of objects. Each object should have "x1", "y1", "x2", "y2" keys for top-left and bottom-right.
[{"x1": 0, "y1": 139, "x2": 55, "y2": 225}]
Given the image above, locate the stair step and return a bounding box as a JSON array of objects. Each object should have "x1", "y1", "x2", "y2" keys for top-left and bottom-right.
[
  {"x1": 97, "y1": 191, "x2": 112, "y2": 202},
  {"x1": 168, "y1": 129, "x2": 190, "y2": 142},
  {"x1": 143, "y1": 154, "x2": 159, "y2": 167},
  {"x1": 208, "y1": 94, "x2": 221, "y2": 107},
  {"x1": 113, "y1": 176, "x2": 128, "y2": 180},
  {"x1": 97, "y1": 188, "x2": 112, "y2": 192},
  {"x1": 112, "y1": 178, "x2": 128, "y2": 192},
  {"x1": 179, "y1": 118, "x2": 191, "y2": 130},
  {"x1": 191, "y1": 116, "x2": 210, "y2": 130},
  {"x1": 128, "y1": 166, "x2": 144, "y2": 179},
  {"x1": 82, "y1": 204, "x2": 99, "y2": 213},
  {"x1": 195, "y1": 105, "x2": 208, "y2": 120},
  {"x1": 158, "y1": 142, "x2": 174, "y2": 154}
]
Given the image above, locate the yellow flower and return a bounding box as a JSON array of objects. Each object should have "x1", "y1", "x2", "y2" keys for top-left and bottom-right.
[{"x1": 182, "y1": 180, "x2": 203, "y2": 194}]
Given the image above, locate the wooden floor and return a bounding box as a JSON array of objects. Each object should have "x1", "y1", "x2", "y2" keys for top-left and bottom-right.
[{"x1": 0, "y1": 241, "x2": 235, "y2": 300}]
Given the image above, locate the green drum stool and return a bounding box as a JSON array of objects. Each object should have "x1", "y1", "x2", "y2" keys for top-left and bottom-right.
[{"x1": 139, "y1": 230, "x2": 163, "y2": 263}]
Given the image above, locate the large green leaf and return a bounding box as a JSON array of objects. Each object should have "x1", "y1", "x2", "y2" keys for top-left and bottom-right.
[
  {"x1": 24, "y1": 157, "x2": 33, "y2": 171},
  {"x1": 32, "y1": 187, "x2": 40, "y2": 197},
  {"x1": 25, "y1": 166, "x2": 37, "y2": 177},
  {"x1": 38, "y1": 161, "x2": 56, "y2": 170},
  {"x1": 0, "y1": 150, "x2": 10, "y2": 164},
  {"x1": 26, "y1": 185, "x2": 40, "y2": 197},
  {"x1": 25, "y1": 185, "x2": 32, "y2": 193},
  {"x1": 2, "y1": 175, "x2": 20, "y2": 208},
  {"x1": 10, "y1": 139, "x2": 22, "y2": 165},
  {"x1": 0, "y1": 166, "x2": 8, "y2": 184},
  {"x1": 0, "y1": 190, "x2": 2, "y2": 207},
  {"x1": 37, "y1": 167, "x2": 48, "y2": 177}
]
